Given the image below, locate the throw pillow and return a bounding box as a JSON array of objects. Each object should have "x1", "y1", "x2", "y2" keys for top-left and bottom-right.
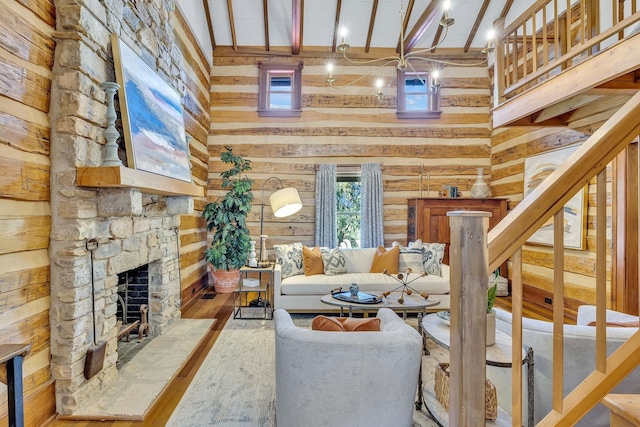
[
  {"x1": 274, "y1": 242, "x2": 304, "y2": 279},
  {"x1": 398, "y1": 245, "x2": 424, "y2": 273},
  {"x1": 422, "y1": 243, "x2": 445, "y2": 276},
  {"x1": 302, "y1": 246, "x2": 324, "y2": 276},
  {"x1": 321, "y1": 248, "x2": 347, "y2": 275},
  {"x1": 311, "y1": 316, "x2": 381, "y2": 332},
  {"x1": 370, "y1": 245, "x2": 400, "y2": 273}
]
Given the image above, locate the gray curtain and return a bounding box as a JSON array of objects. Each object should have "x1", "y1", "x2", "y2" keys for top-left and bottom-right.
[
  {"x1": 360, "y1": 163, "x2": 384, "y2": 248},
  {"x1": 315, "y1": 164, "x2": 337, "y2": 248}
]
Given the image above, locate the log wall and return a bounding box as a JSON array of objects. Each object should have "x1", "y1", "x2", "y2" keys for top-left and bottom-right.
[
  {"x1": 172, "y1": 9, "x2": 210, "y2": 308},
  {"x1": 208, "y1": 53, "x2": 493, "y2": 251},
  {"x1": 0, "y1": 0, "x2": 56, "y2": 423},
  {"x1": 490, "y1": 96, "x2": 628, "y2": 310}
]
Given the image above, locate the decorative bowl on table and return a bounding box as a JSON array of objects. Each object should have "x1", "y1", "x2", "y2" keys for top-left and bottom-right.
[{"x1": 436, "y1": 310, "x2": 451, "y2": 326}]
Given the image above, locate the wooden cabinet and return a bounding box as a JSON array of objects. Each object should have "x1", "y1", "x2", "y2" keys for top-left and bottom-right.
[{"x1": 407, "y1": 198, "x2": 508, "y2": 272}]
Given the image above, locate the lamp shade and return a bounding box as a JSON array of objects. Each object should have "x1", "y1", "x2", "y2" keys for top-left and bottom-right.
[{"x1": 269, "y1": 187, "x2": 302, "y2": 218}]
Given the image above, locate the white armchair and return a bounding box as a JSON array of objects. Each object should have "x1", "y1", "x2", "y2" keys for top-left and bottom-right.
[
  {"x1": 274, "y1": 308, "x2": 422, "y2": 427},
  {"x1": 494, "y1": 306, "x2": 640, "y2": 426}
]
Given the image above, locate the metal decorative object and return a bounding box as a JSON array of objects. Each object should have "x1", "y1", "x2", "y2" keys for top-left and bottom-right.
[
  {"x1": 382, "y1": 268, "x2": 430, "y2": 304},
  {"x1": 101, "y1": 81, "x2": 123, "y2": 167}
]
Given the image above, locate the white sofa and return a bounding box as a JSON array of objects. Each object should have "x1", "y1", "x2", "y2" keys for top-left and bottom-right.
[
  {"x1": 274, "y1": 308, "x2": 422, "y2": 427},
  {"x1": 273, "y1": 247, "x2": 450, "y2": 312},
  {"x1": 493, "y1": 306, "x2": 640, "y2": 426}
]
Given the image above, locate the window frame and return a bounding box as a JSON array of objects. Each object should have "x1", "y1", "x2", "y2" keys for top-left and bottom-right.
[
  {"x1": 396, "y1": 69, "x2": 442, "y2": 120},
  {"x1": 257, "y1": 62, "x2": 303, "y2": 117},
  {"x1": 336, "y1": 171, "x2": 362, "y2": 249}
]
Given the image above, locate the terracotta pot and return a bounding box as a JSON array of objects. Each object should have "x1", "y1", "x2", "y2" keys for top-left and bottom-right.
[{"x1": 210, "y1": 269, "x2": 240, "y2": 293}]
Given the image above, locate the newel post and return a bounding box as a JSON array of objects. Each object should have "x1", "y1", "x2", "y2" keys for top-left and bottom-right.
[{"x1": 447, "y1": 210, "x2": 491, "y2": 426}]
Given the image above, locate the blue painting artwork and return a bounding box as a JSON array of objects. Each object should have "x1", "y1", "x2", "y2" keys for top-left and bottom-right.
[{"x1": 112, "y1": 34, "x2": 192, "y2": 182}]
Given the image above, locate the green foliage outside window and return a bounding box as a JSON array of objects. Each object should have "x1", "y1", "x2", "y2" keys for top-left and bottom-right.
[{"x1": 336, "y1": 181, "x2": 361, "y2": 248}]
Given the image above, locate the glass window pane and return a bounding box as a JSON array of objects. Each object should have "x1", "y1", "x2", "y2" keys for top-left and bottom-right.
[
  {"x1": 406, "y1": 94, "x2": 429, "y2": 110},
  {"x1": 269, "y1": 93, "x2": 292, "y2": 109},
  {"x1": 336, "y1": 180, "x2": 361, "y2": 248},
  {"x1": 406, "y1": 77, "x2": 427, "y2": 94},
  {"x1": 269, "y1": 75, "x2": 292, "y2": 93}
]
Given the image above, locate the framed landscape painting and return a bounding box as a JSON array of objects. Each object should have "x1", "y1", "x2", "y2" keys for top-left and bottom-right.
[
  {"x1": 111, "y1": 33, "x2": 192, "y2": 182},
  {"x1": 523, "y1": 145, "x2": 587, "y2": 249}
]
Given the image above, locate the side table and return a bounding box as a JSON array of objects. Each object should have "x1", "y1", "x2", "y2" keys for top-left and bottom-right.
[
  {"x1": 419, "y1": 313, "x2": 534, "y2": 426},
  {"x1": 235, "y1": 265, "x2": 274, "y2": 319},
  {"x1": 0, "y1": 344, "x2": 31, "y2": 427}
]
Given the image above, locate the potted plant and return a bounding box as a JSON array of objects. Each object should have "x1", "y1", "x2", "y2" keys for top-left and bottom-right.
[{"x1": 203, "y1": 146, "x2": 253, "y2": 293}]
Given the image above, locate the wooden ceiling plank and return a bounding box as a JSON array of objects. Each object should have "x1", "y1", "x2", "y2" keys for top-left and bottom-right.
[
  {"x1": 292, "y1": 0, "x2": 302, "y2": 55},
  {"x1": 203, "y1": 0, "x2": 216, "y2": 50},
  {"x1": 464, "y1": 0, "x2": 491, "y2": 53},
  {"x1": 227, "y1": 0, "x2": 237, "y2": 51},
  {"x1": 365, "y1": 0, "x2": 379, "y2": 53},
  {"x1": 332, "y1": 0, "x2": 343, "y2": 52},
  {"x1": 404, "y1": 0, "x2": 443, "y2": 53},
  {"x1": 264, "y1": 0, "x2": 270, "y2": 51}
]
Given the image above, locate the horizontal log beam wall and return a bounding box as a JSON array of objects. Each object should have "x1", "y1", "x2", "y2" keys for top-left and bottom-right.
[
  {"x1": 0, "y1": 0, "x2": 55, "y2": 421},
  {"x1": 490, "y1": 96, "x2": 625, "y2": 309},
  {"x1": 209, "y1": 54, "x2": 492, "y2": 251}
]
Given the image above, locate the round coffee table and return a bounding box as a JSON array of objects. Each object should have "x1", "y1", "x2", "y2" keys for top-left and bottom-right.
[{"x1": 320, "y1": 292, "x2": 446, "y2": 318}]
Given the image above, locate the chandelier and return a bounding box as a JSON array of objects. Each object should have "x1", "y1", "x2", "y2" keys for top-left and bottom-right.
[{"x1": 325, "y1": 1, "x2": 494, "y2": 97}]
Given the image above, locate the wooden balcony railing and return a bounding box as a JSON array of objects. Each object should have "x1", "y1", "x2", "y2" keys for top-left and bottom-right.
[{"x1": 494, "y1": 0, "x2": 640, "y2": 103}]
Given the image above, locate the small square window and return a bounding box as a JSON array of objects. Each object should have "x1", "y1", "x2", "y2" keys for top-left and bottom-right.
[
  {"x1": 397, "y1": 70, "x2": 442, "y2": 119},
  {"x1": 258, "y1": 62, "x2": 303, "y2": 117}
]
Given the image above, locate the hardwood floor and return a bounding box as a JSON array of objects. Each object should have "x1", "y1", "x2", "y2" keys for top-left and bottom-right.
[
  {"x1": 46, "y1": 291, "x2": 235, "y2": 427},
  {"x1": 44, "y1": 291, "x2": 560, "y2": 426}
]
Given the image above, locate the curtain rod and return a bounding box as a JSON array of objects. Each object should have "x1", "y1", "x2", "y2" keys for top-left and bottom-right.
[{"x1": 314, "y1": 163, "x2": 384, "y2": 171}]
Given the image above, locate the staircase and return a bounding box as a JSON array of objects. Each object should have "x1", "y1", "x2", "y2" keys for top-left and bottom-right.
[{"x1": 471, "y1": 1, "x2": 640, "y2": 425}]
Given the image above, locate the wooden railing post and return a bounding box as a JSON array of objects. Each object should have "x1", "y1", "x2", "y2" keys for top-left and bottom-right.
[{"x1": 447, "y1": 210, "x2": 491, "y2": 426}]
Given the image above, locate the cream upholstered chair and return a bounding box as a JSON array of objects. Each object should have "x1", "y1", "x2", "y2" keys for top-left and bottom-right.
[
  {"x1": 494, "y1": 307, "x2": 640, "y2": 426},
  {"x1": 274, "y1": 308, "x2": 422, "y2": 427}
]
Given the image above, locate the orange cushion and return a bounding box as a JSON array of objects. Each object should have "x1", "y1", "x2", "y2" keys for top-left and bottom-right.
[
  {"x1": 311, "y1": 316, "x2": 381, "y2": 332},
  {"x1": 311, "y1": 316, "x2": 344, "y2": 331},
  {"x1": 586, "y1": 321, "x2": 639, "y2": 327},
  {"x1": 303, "y1": 246, "x2": 324, "y2": 276},
  {"x1": 370, "y1": 245, "x2": 399, "y2": 274}
]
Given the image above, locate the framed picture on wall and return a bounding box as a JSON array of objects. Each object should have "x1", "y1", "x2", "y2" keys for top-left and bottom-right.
[
  {"x1": 523, "y1": 145, "x2": 587, "y2": 250},
  {"x1": 111, "y1": 33, "x2": 192, "y2": 182}
]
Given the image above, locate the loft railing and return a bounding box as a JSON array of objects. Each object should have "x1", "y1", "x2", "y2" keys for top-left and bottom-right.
[
  {"x1": 477, "y1": 85, "x2": 640, "y2": 424},
  {"x1": 494, "y1": 0, "x2": 640, "y2": 103}
]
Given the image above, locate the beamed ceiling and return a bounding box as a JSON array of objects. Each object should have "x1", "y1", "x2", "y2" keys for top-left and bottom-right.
[{"x1": 175, "y1": 0, "x2": 540, "y2": 62}]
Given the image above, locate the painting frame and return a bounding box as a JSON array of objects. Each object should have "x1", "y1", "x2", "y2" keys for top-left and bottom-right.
[
  {"x1": 523, "y1": 145, "x2": 587, "y2": 250},
  {"x1": 111, "y1": 33, "x2": 192, "y2": 182}
]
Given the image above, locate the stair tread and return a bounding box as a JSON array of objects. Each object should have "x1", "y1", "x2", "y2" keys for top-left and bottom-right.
[{"x1": 602, "y1": 394, "x2": 640, "y2": 424}]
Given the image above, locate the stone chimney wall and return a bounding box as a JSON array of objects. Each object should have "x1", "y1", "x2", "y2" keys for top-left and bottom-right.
[{"x1": 49, "y1": 0, "x2": 191, "y2": 415}]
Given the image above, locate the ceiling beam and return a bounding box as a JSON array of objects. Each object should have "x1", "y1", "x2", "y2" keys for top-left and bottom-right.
[
  {"x1": 331, "y1": 0, "x2": 343, "y2": 52},
  {"x1": 396, "y1": 0, "x2": 416, "y2": 53},
  {"x1": 203, "y1": 0, "x2": 216, "y2": 50},
  {"x1": 499, "y1": 0, "x2": 514, "y2": 20},
  {"x1": 365, "y1": 0, "x2": 379, "y2": 53},
  {"x1": 227, "y1": 0, "x2": 237, "y2": 51},
  {"x1": 429, "y1": 13, "x2": 445, "y2": 52},
  {"x1": 403, "y1": 0, "x2": 444, "y2": 53},
  {"x1": 464, "y1": 0, "x2": 491, "y2": 53},
  {"x1": 263, "y1": 0, "x2": 270, "y2": 51},
  {"x1": 292, "y1": 0, "x2": 302, "y2": 55}
]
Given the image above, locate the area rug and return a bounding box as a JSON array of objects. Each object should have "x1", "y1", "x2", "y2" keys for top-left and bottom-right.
[{"x1": 167, "y1": 315, "x2": 444, "y2": 426}]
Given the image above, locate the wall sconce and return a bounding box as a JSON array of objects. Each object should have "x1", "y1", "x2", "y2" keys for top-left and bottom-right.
[{"x1": 259, "y1": 177, "x2": 303, "y2": 266}]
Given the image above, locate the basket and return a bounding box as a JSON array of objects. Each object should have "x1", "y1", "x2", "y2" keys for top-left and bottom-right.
[{"x1": 434, "y1": 362, "x2": 498, "y2": 420}]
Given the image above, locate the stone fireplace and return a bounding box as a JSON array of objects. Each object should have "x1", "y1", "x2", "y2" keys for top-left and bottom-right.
[{"x1": 48, "y1": 0, "x2": 196, "y2": 416}]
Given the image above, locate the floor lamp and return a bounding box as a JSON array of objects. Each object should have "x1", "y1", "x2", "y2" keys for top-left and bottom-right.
[{"x1": 251, "y1": 177, "x2": 302, "y2": 307}]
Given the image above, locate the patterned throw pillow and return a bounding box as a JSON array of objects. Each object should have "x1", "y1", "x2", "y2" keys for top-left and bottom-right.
[
  {"x1": 321, "y1": 248, "x2": 347, "y2": 276},
  {"x1": 422, "y1": 243, "x2": 445, "y2": 276},
  {"x1": 398, "y1": 246, "x2": 424, "y2": 273},
  {"x1": 274, "y1": 242, "x2": 304, "y2": 279}
]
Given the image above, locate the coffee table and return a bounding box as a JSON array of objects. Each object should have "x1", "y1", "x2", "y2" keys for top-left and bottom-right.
[
  {"x1": 419, "y1": 313, "x2": 534, "y2": 426},
  {"x1": 320, "y1": 292, "x2": 450, "y2": 318}
]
